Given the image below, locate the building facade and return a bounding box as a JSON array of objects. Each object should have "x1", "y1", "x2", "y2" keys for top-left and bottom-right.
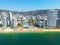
[{"x1": 47, "y1": 10, "x2": 57, "y2": 29}]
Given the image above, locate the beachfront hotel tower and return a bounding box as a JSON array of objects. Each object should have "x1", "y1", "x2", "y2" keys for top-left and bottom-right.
[
  {"x1": 2, "y1": 12, "x2": 8, "y2": 28},
  {"x1": 12, "y1": 16, "x2": 17, "y2": 29},
  {"x1": 9, "y1": 12, "x2": 13, "y2": 28},
  {"x1": 47, "y1": 10, "x2": 57, "y2": 29}
]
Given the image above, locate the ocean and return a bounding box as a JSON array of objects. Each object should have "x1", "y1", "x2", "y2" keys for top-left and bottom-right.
[{"x1": 0, "y1": 32, "x2": 60, "y2": 45}]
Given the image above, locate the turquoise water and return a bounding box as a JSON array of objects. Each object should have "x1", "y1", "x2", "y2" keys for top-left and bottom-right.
[{"x1": 0, "y1": 32, "x2": 60, "y2": 45}]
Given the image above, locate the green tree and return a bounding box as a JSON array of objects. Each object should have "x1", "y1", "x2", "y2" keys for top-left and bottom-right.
[{"x1": 0, "y1": 24, "x2": 2, "y2": 28}]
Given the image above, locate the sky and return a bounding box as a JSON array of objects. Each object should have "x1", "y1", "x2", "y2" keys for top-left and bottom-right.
[{"x1": 0, "y1": 0, "x2": 60, "y2": 12}]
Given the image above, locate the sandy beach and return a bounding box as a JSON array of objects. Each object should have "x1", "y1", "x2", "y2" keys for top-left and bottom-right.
[{"x1": 0, "y1": 28, "x2": 60, "y2": 33}]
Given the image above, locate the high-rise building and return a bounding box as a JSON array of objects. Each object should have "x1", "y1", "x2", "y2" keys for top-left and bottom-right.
[
  {"x1": 9, "y1": 12, "x2": 13, "y2": 28},
  {"x1": 12, "y1": 16, "x2": 17, "y2": 29},
  {"x1": 47, "y1": 10, "x2": 57, "y2": 29},
  {"x1": 2, "y1": 12, "x2": 8, "y2": 28},
  {"x1": 2, "y1": 17, "x2": 7, "y2": 28}
]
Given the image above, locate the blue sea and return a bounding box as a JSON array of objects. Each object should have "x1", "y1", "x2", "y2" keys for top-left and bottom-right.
[{"x1": 0, "y1": 32, "x2": 60, "y2": 45}]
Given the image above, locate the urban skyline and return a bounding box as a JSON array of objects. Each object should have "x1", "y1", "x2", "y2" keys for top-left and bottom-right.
[{"x1": 0, "y1": 9, "x2": 59, "y2": 30}]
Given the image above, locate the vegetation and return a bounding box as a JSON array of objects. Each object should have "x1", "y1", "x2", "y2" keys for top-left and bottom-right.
[
  {"x1": 56, "y1": 26, "x2": 60, "y2": 29},
  {"x1": 0, "y1": 24, "x2": 2, "y2": 28}
]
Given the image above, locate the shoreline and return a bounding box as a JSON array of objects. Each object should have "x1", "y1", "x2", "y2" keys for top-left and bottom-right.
[{"x1": 0, "y1": 28, "x2": 60, "y2": 33}]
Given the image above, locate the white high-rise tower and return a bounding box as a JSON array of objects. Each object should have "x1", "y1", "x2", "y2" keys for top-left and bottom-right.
[
  {"x1": 9, "y1": 12, "x2": 13, "y2": 21},
  {"x1": 12, "y1": 16, "x2": 17, "y2": 29},
  {"x1": 9, "y1": 12, "x2": 13, "y2": 28},
  {"x1": 47, "y1": 10, "x2": 57, "y2": 29},
  {"x1": 2, "y1": 12, "x2": 8, "y2": 28}
]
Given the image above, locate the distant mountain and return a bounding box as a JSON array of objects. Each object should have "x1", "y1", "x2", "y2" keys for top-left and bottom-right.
[
  {"x1": 0, "y1": 9, "x2": 60, "y2": 16},
  {"x1": 0, "y1": 9, "x2": 48, "y2": 15}
]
